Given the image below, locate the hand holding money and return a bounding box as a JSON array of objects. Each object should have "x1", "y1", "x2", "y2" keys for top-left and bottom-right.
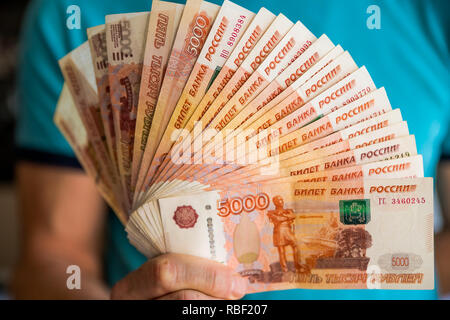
[
  {"x1": 111, "y1": 253, "x2": 247, "y2": 300},
  {"x1": 54, "y1": 0, "x2": 435, "y2": 294}
]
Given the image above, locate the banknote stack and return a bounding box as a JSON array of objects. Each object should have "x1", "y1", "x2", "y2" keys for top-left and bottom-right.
[{"x1": 54, "y1": 0, "x2": 435, "y2": 292}]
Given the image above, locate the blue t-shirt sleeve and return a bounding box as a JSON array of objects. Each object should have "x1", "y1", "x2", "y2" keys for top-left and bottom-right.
[{"x1": 15, "y1": 0, "x2": 85, "y2": 160}]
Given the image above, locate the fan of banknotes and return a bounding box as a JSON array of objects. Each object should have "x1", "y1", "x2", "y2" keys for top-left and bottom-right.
[{"x1": 54, "y1": 0, "x2": 434, "y2": 292}]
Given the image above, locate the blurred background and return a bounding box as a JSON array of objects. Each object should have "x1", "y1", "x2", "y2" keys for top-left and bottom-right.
[
  {"x1": 0, "y1": 1, "x2": 28, "y2": 299},
  {"x1": 0, "y1": 0, "x2": 448, "y2": 300}
]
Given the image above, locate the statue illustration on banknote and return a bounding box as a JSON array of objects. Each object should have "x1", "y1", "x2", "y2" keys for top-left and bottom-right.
[{"x1": 267, "y1": 195, "x2": 302, "y2": 273}]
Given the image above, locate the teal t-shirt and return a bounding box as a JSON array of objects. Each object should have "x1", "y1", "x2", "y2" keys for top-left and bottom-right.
[{"x1": 16, "y1": 0, "x2": 449, "y2": 299}]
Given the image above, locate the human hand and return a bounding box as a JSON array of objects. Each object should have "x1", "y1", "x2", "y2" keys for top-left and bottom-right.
[{"x1": 110, "y1": 253, "x2": 248, "y2": 300}]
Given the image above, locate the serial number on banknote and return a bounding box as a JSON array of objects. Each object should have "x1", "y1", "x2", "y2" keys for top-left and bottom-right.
[{"x1": 391, "y1": 197, "x2": 426, "y2": 205}]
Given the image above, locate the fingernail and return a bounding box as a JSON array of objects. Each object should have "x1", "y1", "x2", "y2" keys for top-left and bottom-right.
[{"x1": 231, "y1": 276, "x2": 247, "y2": 299}]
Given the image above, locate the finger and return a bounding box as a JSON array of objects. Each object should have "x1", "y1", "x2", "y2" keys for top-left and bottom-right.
[
  {"x1": 110, "y1": 253, "x2": 247, "y2": 300},
  {"x1": 156, "y1": 289, "x2": 222, "y2": 300}
]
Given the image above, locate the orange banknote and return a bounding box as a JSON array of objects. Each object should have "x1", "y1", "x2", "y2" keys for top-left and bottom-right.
[
  {"x1": 106, "y1": 12, "x2": 150, "y2": 208},
  {"x1": 201, "y1": 87, "x2": 395, "y2": 183},
  {"x1": 87, "y1": 25, "x2": 119, "y2": 172},
  {"x1": 134, "y1": 0, "x2": 220, "y2": 206},
  {"x1": 222, "y1": 124, "x2": 414, "y2": 186},
  {"x1": 190, "y1": 7, "x2": 277, "y2": 133},
  {"x1": 160, "y1": 14, "x2": 295, "y2": 185},
  {"x1": 158, "y1": 36, "x2": 340, "y2": 188},
  {"x1": 154, "y1": 177, "x2": 434, "y2": 292},
  {"x1": 54, "y1": 85, "x2": 125, "y2": 221},
  {"x1": 143, "y1": 0, "x2": 256, "y2": 197},
  {"x1": 161, "y1": 54, "x2": 362, "y2": 193},
  {"x1": 148, "y1": 8, "x2": 277, "y2": 189},
  {"x1": 59, "y1": 42, "x2": 123, "y2": 207},
  {"x1": 131, "y1": 1, "x2": 185, "y2": 189},
  {"x1": 295, "y1": 155, "x2": 424, "y2": 183}
]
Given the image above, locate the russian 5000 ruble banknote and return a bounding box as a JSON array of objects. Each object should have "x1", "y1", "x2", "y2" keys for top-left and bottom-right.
[
  {"x1": 157, "y1": 34, "x2": 339, "y2": 192},
  {"x1": 134, "y1": 0, "x2": 220, "y2": 206},
  {"x1": 143, "y1": 0, "x2": 256, "y2": 197},
  {"x1": 59, "y1": 42, "x2": 124, "y2": 209},
  {"x1": 157, "y1": 58, "x2": 366, "y2": 195},
  {"x1": 106, "y1": 11, "x2": 150, "y2": 208},
  {"x1": 154, "y1": 177, "x2": 434, "y2": 292},
  {"x1": 54, "y1": 85, "x2": 126, "y2": 221},
  {"x1": 157, "y1": 19, "x2": 317, "y2": 193},
  {"x1": 131, "y1": 1, "x2": 185, "y2": 189},
  {"x1": 201, "y1": 87, "x2": 394, "y2": 184},
  {"x1": 144, "y1": 13, "x2": 295, "y2": 196},
  {"x1": 87, "y1": 25, "x2": 119, "y2": 172}
]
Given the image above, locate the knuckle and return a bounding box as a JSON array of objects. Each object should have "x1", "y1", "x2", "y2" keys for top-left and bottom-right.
[
  {"x1": 208, "y1": 268, "x2": 220, "y2": 292},
  {"x1": 152, "y1": 255, "x2": 177, "y2": 291},
  {"x1": 205, "y1": 266, "x2": 232, "y2": 296}
]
